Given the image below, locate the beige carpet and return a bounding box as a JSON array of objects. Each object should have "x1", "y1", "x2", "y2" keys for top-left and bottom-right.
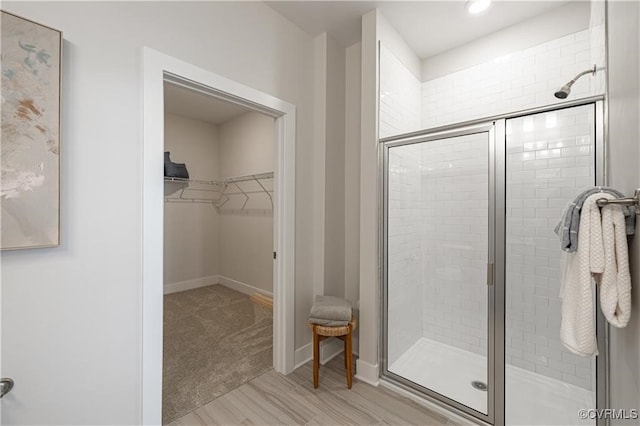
[{"x1": 163, "y1": 285, "x2": 273, "y2": 424}]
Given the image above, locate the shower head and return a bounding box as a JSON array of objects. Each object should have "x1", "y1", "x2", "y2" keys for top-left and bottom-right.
[
  {"x1": 554, "y1": 84, "x2": 572, "y2": 99},
  {"x1": 554, "y1": 65, "x2": 597, "y2": 99}
]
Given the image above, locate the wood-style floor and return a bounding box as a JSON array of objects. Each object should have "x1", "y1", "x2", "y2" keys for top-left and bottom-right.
[{"x1": 169, "y1": 355, "x2": 460, "y2": 425}]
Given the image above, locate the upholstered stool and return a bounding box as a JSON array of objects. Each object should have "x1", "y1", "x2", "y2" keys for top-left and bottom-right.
[{"x1": 308, "y1": 319, "x2": 357, "y2": 389}]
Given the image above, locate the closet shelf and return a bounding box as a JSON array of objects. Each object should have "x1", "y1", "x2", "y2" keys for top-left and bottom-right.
[
  {"x1": 164, "y1": 172, "x2": 274, "y2": 210},
  {"x1": 224, "y1": 172, "x2": 273, "y2": 184},
  {"x1": 164, "y1": 177, "x2": 222, "y2": 185}
]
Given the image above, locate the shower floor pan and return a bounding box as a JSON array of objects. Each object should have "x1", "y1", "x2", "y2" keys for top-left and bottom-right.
[{"x1": 389, "y1": 338, "x2": 595, "y2": 425}]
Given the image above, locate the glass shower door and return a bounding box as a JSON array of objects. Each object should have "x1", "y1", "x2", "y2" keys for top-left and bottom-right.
[
  {"x1": 504, "y1": 104, "x2": 599, "y2": 426},
  {"x1": 383, "y1": 124, "x2": 496, "y2": 421}
]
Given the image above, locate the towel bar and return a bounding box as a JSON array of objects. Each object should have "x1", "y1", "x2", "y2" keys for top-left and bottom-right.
[{"x1": 596, "y1": 189, "x2": 640, "y2": 214}]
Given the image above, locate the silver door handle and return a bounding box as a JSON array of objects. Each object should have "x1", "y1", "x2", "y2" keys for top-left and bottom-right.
[
  {"x1": 0, "y1": 378, "x2": 14, "y2": 398},
  {"x1": 487, "y1": 262, "x2": 494, "y2": 286}
]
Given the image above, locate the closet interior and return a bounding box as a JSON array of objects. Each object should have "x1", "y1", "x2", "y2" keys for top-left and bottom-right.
[{"x1": 161, "y1": 82, "x2": 276, "y2": 424}]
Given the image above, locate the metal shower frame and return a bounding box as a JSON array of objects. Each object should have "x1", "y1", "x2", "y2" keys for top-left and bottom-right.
[{"x1": 379, "y1": 96, "x2": 607, "y2": 426}]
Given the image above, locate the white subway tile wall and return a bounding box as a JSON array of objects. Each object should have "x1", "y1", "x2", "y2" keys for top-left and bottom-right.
[
  {"x1": 420, "y1": 134, "x2": 489, "y2": 356},
  {"x1": 387, "y1": 133, "x2": 489, "y2": 364},
  {"x1": 387, "y1": 143, "x2": 423, "y2": 365},
  {"x1": 505, "y1": 105, "x2": 596, "y2": 390},
  {"x1": 379, "y1": 45, "x2": 422, "y2": 139},
  {"x1": 421, "y1": 29, "x2": 605, "y2": 130}
]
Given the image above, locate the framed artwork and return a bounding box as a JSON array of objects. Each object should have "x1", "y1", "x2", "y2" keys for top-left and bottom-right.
[{"x1": 1, "y1": 11, "x2": 62, "y2": 250}]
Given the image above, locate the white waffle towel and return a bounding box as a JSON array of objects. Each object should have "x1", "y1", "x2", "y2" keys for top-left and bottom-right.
[
  {"x1": 598, "y1": 203, "x2": 632, "y2": 327},
  {"x1": 560, "y1": 193, "x2": 605, "y2": 356}
]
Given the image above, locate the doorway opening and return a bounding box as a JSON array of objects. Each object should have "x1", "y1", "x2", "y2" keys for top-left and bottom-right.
[
  {"x1": 162, "y1": 81, "x2": 278, "y2": 423},
  {"x1": 142, "y1": 48, "x2": 296, "y2": 425}
]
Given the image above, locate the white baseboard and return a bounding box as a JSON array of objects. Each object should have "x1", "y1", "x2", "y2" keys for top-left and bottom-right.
[
  {"x1": 320, "y1": 339, "x2": 344, "y2": 365},
  {"x1": 355, "y1": 359, "x2": 379, "y2": 386},
  {"x1": 218, "y1": 275, "x2": 273, "y2": 297},
  {"x1": 321, "y1": 335, "x2": 360, "y2": 362},
  {"x1": 164, "y1": 275, "x2": 219, "y2": 294},
  {"x1": 293, "y1": 335, "x2": 356, "y2": 370},
  {"x1": 294, "y1": 343, "x2": 312, "y2": 370}
]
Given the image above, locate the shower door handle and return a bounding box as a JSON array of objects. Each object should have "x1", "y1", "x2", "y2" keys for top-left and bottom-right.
[{"x1": 486, "y1": 263, "x2": 494, "y2": 286}]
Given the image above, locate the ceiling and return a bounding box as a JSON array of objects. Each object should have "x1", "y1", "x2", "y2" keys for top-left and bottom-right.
[
  {"x1": 165, "y1": 1, "x2": 577, "y2": 123},
  {"x1": 164, "y1": 82, "x2": 251, "y2": 125},
  {"x1": 266, "y1": 0, "x2": 574, "y2": 59}
]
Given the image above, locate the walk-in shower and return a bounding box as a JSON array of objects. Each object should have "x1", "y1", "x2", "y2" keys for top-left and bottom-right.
[{"x1": 382, "y1": 99, "x2": 605, "y2": 425}]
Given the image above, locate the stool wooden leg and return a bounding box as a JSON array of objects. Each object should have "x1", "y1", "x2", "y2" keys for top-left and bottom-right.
[
  {"x1": 343, "y1": 336, "x2": 348, "y2": 370},
  {"x1": 345, "y1": 329, "x2": 353, "y2": 389},
  {"x1": 313, "y1": 328, "x2": 320, "y2": 389}
]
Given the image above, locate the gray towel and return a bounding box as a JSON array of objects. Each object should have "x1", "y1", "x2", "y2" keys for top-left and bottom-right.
[
  {"x1": 554, "y1": 187, "x2": 635, "y2": 253},
  {"x1": 308, "y1": 317, "x2": 350, "y2": 326},
  {"x1": 308, "y1": 296, "x2": 352, "y2": 326}
]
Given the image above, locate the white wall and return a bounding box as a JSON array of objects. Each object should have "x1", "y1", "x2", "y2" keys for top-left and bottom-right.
[
  {"x1": 376, "y1": 12, "x2": 421, "y2": 81},
  {"x1": 0, "y1": 2, "x2": 315, "y2": 424},
  {"x1": 163, "y1": 113, "x2": 219, "y2": 287},
  {"x1": 357, "y1": 9, "x2": 381, "y2": 384},
  {"x1": 379, "y1": 45, "x2": 422, "y2": 138},
  {"x1": 311, "y1": 33, "x2": 348, "y2": 300},
  {"x1": 312, "y1": 34, "x2": 328, "y2": 298},
  {"x1": 421, "y1": 1, "x2": 590, "y2": 81},
  {"x1": 218, "y1": 113, "x2": 274, "y2": 179},
  {"x1": 377, "y1": 10, "x2": 421, "y2": 139},
  {"x1": 344, "y1": 42, "x2": 362, "y2": 308},
  {"x1": 323, "y1": 34, "x2": 346, "y2": 299},
  {"x1": 311, "y1": 32, "x2": 348, "y2": 300},
  {"x1": 607, "y1": 1, "x2": 640, "y2": 422},
  {"x1": 163, "y1": 110, "x2": 275, "y2": 295},
  {"x1": 218, "y1": 111, "x2": 275, "y2": 294}
]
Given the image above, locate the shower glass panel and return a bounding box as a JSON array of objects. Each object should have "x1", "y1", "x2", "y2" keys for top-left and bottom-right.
[
  {"x1": 504, "y1": 104, "x2": 597, "y2": 426},
  {"x1": 385, "y1": 129, "x2": 492, "y2": 417}
]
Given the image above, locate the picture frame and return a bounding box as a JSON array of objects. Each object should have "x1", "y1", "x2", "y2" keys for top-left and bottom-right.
[{"x1": 1, "y1": 11, "x2": 62, "y2": 250}]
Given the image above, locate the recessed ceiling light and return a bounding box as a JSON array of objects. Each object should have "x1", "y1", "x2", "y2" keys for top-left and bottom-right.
[{"x1": 466, "y1": 0, "x2": 491, "y2": 15}]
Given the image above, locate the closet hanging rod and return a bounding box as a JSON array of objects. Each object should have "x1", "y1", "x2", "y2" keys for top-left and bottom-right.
[
  {"x1": 165, "y1": 198, "x2": 216, "y2": 204},
  {"x1": 596, "y1": 189, "x2": 640, "y2": 213},
  {"x1": 163, "y1": 173, "x2": 273, "y2": 185},
  {"x1": 224, "y1": 172, "x2": 273, "y2": 184},
  {"x1": 223, "y1": 189, "x2": 273, "y2": 195},
  {"x1": 164, "y1": 177, "x2": 223, "y2": 185}
]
